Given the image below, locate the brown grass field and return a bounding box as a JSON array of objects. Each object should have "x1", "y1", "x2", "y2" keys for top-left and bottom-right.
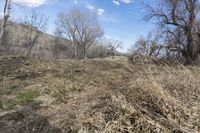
[{"x1": 0, "y1": 56, "x2": 199, "y2": 133}]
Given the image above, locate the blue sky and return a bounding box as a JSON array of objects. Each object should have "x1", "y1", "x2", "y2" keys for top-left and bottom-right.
[{"x1": 2, "y1": 0, "x2": 155, "y2": 51}]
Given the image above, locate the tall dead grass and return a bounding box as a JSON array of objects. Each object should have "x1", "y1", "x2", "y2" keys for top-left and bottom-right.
[
  {"x1": 75, "y1": 63, "x2": 200, "y2": 132},
  {"x1": 0, "y1": 57, "x2": 200, "y2": 132}
]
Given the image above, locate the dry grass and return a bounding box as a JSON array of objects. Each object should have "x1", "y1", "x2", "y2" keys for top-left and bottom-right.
[{"x1": 0, "y1": 56, "x2": 199, "y2": 133}]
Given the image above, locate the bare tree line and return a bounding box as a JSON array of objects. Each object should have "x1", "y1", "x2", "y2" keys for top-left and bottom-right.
[
  {"x1": 0, "y1": 3, "x2": 121, "y2": 59},
  {"x1": 4, "y1": 0, "x2": 200, "y2": 64}
]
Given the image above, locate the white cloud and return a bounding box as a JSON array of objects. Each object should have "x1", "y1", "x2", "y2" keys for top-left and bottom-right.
[
  {"x1": 12, "y1": 0, "x2": 55, "y2": 7},
  {"x1": 113, "y1": 0, "x2": 120, "y2": 5},
  {"x1": 85, "y1": 3, "x2": 104, "y2": 16},
  {"x1": 86, "y1": 4, "x2": 95, "y2": 10},
  {"x1": 97, "y1": 8, "x2": 104, "y2": 15},
  {"x1": 120, "y1": 0, "x2": 132, "y2": 4},
  {"x1": 112, "y1": 0, "x2": 133, "y2": 5}
]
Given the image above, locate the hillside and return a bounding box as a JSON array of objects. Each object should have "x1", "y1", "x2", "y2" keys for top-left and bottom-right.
[
  {"x1": 0, "y1": 22, "x2": 70, "y2": 58},
  {"x1": 0, "y1": 56, "x2": 199, "y2": 133}
]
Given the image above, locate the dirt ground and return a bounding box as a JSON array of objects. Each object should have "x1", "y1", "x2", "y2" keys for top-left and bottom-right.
[{"x1": 0, "y1": 56, "x2": 199, "y2": 133}]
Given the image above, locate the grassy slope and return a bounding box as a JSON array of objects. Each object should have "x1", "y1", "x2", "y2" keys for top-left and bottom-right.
[
  {"x1": 0, "y1": 56, "x2": 200, "y2": 133},
  {"x1": 1, "y1": 23, "x2": 69, "y2": 58}
]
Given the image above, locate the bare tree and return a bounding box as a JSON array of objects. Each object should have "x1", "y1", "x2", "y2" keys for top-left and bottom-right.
[
  {"x1": 0, "y1": 0, "x2": 12, "y2": 45},
  {"x1": 131, "y1": 31, "x2": 163, "y2": 57},
  {"x1": 145, "y1": 0, "x2": 200, "y2": 64},
  {"x1": 20, "y1": 8, "x2": 48, "y2": 57},
  {"x1": 105, "y1": 38, "x2": 122, "y2": 57},
  {"x1": 56, "y1": 8, "x2": 104, "y2": 59}
]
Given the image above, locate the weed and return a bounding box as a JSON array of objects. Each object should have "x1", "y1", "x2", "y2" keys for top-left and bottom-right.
[{"x1": 17, "y1": 89, "x2": 40, "y2": 104}]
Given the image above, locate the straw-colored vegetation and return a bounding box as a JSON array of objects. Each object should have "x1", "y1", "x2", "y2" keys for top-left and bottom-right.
[{"x1": 0, "y1": 56, "x2": 199, "y2": 133}]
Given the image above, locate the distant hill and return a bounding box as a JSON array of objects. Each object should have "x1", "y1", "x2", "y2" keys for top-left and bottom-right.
[{"x1": 0, "y1": 21, "x2": 71, "y2": 59}]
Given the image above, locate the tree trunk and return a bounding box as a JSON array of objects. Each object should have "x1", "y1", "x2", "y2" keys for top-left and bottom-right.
[
  {"x1": 24, "y1": 33, "x2": 40, "y2": 58},
  {"x1": 83, "y1": 44, "x2": 86, "y2": 59},
  {"x1": 185, "y1": 33, "x2": 194, "y2": 64},
  {"x1": 0, "y1": 0, "x2": 11, "y2": 45}
]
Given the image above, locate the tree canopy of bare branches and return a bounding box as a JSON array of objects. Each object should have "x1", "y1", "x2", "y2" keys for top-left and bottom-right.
[
  {"x1": 131, "y1": 31, "x2": 163, "y2": 57},
  {"x1": 105, "y1": 38, "x2": 122, "y2": 56},
  {"x1": 20, "y1": 8, "x2": 48, "y2": 57},
  {"x1": 55, "y1": 8, "x2": 104, "y2": 59},
  {"x1": 145, "y1": 0, "x2": 200, "y2": 64}
]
